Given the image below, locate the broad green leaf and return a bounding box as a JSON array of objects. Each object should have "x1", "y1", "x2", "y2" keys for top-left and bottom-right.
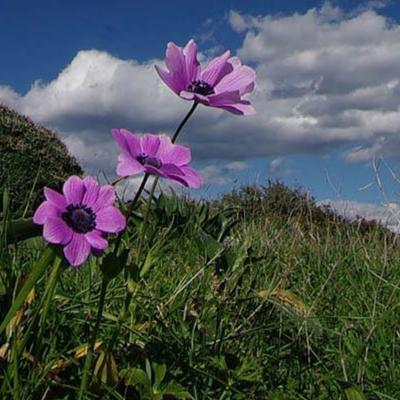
[
  {"x1": 163, "y1": 381, "x2": 193, "y2": 399},
  {"x1": 198, "y1": 229, "x2": 224, "y2": 261},
  {"x1": 5, "y1": 218, "x2": 41, "y2": 244},
  {"x1": 344, "y1": 385, "x2": 367, "y2": 400},
  {"x1": 123, "y1": 367, "x2": 151, "y2": 392},
  {"x1": 152, "y1": 363, "x2": 166, "y2": 390},
  {"x1": 100, "y1": 250, "x2": 128, "y2": 281}
]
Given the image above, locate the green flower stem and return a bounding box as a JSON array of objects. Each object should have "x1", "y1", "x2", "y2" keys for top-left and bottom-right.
[
  {"x1": 106, "y1": 177, "x2": 158, "y2": 354},
  {"x1": 139, "y1": 177, "x2": 159, "y2": 247},
  {"x1": 78, "y1": 277, "x2": 109, "y2": 400},
  {"x1": 107, "y1": 102, "x2": 199, "y2": 354},
  {"x1": 113, "y1": 173, "x2": 149, "y2": 256},
  {"x1": 130, "y1": 173, "x2": 150, "y2": 211},
  {"x1": 171, "y1": 102, "x2": 198, "y2": 143}
]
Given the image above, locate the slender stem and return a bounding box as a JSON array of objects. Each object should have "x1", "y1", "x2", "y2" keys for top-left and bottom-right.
[
  {"x1": 172, "y1": 102, "x2": 198, "y2": 143},
  {"x1": 114, "y1": 173, "x2": 150, "y2": 255},
  {"x1": 106, "y1": 102, "x2": 199, "y2": 354},
  {"x1": 129, "y1": 173, "x2": 150, "y2": 212},
  {"x1": 142, "y1": 178, "x2": 158, "y2": 229},
  {"x1": 78, "y1": 277, "x2": 109, "y2": 400},
  {"x1": 107, "y1": 178, "x2": 158, "y2": 353}
]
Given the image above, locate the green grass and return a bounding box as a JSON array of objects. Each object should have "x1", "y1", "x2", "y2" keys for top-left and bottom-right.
[{"x1": 1, "y1": 183, "x2": 400, "y2": 399}]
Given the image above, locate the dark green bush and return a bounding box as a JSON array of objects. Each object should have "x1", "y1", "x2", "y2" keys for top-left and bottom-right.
[
  {"x1": 220, "y1": 180, "x2": 317, "y2": 219},
  {"x1": 219, "y1": 180, "x2": 393, "y2": 238},
  {"x1": 0, "y1": 105, "x2": 83, "y2": 216}
]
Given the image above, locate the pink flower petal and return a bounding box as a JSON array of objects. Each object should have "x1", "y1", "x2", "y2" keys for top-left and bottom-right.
[
  {"x1": 170, "y1": 166, "x2": 202, "y2": 188},
  {"x1": 183, "y1": 39, "x2": 200, "y2": 83},
  {"x1": 112, "y1": 129, "x2": 142, "y2": 158},
  {"x1": 116, "y1": 153, "x2": 145, "y2": 177},
  {"x1": 160, "y1": 164, "x2": 185, "y2": 177},
  {"x1": 157, "y1": 136, "x2": 191, "y2": 166},
  {"x1": 93, "y1": 185, "x2": 116, "y2": 212},
  {"x1": 33, "y1": 201, "x2": 60, "y2": 224},
  {"x1": 180, "y1": 91, "x2": 210, "y2": 105},
  {"x1": 208, "y1": 91, "x2": 242, "y2": 106},
  {"x1": 63, "y1": 233, "x2": 91, "y2": 267},
  {"x1": 212, "y1": 102, "x2": 256, "y2": 116},
  {"x1": 44, "y1": 187, "x2": 67, "y2": 210},
  {"x1": 179, "y1": 90, "x2": 195, "y2": 101},
  {"x1": 165, "y1": 42, "x2": 188, "y2": 91},
  {"x1": 214, "y1": 65, "x2": 256, "y2": 95},
  {"x1": 112, "y1": 129, "x2": 130, "y2": 154},
  {"x1": 240, "y1": 81, "x2": 255, "y2": 96},
  {"x1": 141, "y1": 134, "x2": 160, "y2": 156},
  {"x1": 82, "y1": 176, "x2": 99, "y2": 208},
  {"x1": 63, "y1": 176, "x2": 84, "y2": 205},
  {"x1": 143, "y1": 165, "x2": 167, "y2": 177},
  {"x1": 85, "y1": 230, "x2": 108, "y2": 250},
  {"x1": 155, "y1": 65, "x2": 181, "y2": 95},
  {"x1": 95, "y1": 207, "x2": 126, "y2": 233},
  {"x1": 43, "y1": 217, "x2": 73, "y2": 244},
  {"x1": 201, "y1": 50, "x2": 232, "y2": 87}
]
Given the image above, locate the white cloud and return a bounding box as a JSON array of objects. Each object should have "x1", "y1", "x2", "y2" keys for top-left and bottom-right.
[
  {"x1": 269, "y1": 158, "x2": 285, "y2": 173},
  {"x1": 2, "y1": 2, "x2": 400, "y2": 179},
  {"x1": 318, "y1": 199, "x2": 400, "y2": 233},
  {"x1": 230, "y1": 3, "x2": 400, "y2": 160},
  {"x1": 223, "y1": 161, "x2": 248, "y2": 172}
]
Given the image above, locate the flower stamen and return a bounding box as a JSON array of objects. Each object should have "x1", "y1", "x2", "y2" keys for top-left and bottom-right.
[
  {"x1": 187, "y1": 80, "x2": 214, "y2": 96},
  {"x1": 137, "y1": 153, "x2": 162, "y2": 169},
  {"x1": 62, "y1": 204, "x2": 96, "y2": 234}
]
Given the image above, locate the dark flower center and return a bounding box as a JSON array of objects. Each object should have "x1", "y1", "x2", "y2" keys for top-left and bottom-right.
[
  {"x1": 187, "y1": 80, "x2": 214, "y2": 96},
  {"x1": 62, "y1": 204, "x2": 96, "y2": 234},
  {"x1": 137, "y1": 153, "x2": 162, "y2": 169}
]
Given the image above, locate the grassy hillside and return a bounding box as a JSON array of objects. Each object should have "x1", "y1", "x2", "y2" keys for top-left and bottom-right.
[
  {"x1": 1, "y1": 183, "x2": 399, "y2": 399},
  {"x1": 0, "y1": 105, "x2": 82, "y2": 216}
]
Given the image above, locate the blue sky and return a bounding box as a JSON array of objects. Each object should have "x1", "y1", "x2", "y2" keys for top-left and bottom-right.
[
  {"x1": 2, "y1": 0, "x2": 400, "y2": 92},
  {"x1": 2, "y1": 0, "x2": 400, "y2": 221}
]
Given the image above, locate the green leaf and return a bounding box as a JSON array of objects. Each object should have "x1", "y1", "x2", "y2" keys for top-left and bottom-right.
[
  {"x1": 152, "y1": 363, "x2": 166, "y2": 390},
  {"x1": 123, "y1": 367, "x2": 151, "y2": 393},
  {"x1": 126, "y1": 263, "x2": 140, "y2": 293},
  {"x1": 344, "y1": 385, "x2": 367, "y2": 400},
  {"x1": 163, "y1": 381, "x2": 193, "y2": 399},
  {"x1": 5, "y1": 218, "x2": 42, "y2": 244},
  {"x1": 140, "y1": 244, "x2": 161, "y2": 278},
  {"x1": 100, "y1": 250, "x2": 128, "y2": 281},
  {"x1": 0, "y1": 247, "x2": 55, "y2": 335},
  {"x1": 198, "y1": 230, "x2": 224, "y2": 261}
]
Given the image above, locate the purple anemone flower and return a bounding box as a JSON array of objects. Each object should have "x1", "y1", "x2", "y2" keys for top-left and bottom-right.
[
  {"x1": 33, "y1": 176, "x2": 126, "y2": 267},
  {"x1": 112, "y1": 129, "x2": 202, "y2": 188},
  {"x1": 155, "y1": 39, "x2": 256, "y2": 115}
]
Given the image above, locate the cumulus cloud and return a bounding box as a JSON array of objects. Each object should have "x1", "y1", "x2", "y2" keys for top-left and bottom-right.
[
  {"x1": 318, "y1": 199, "x2": 400, "y2": 233},
  {"x1": 269, "y1": 158, "x2": 285, "y2": 173},
  {"x1": 2, "y1": 2, "x2": 400, "y2": 178},
  {"x1": 230, "y1": 3, "x2": 400, "y2": 159},
  {"x1": 200, "y1": 160, "x2": 248, "y2": 185},
  {"x1": 223, "y1": 161, "x2": 248, "y2": 173}
]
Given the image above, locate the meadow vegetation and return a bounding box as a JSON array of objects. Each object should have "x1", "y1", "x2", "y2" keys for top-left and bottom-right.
[{"x1": 1, "y1": 180, "x2": 399, "y2": 399}]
